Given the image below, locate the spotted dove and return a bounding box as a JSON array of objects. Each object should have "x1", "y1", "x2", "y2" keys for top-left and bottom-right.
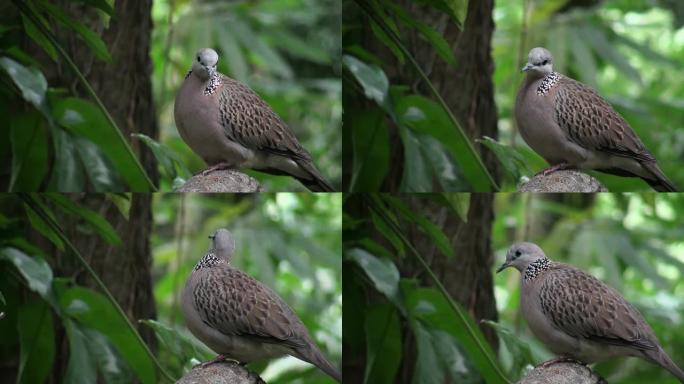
[
  {"x1": 497, "y1": 242, "x2": 684, "y2": 383},
  {"x1": 181, "y1": 229, "x2": 341, "y2": 382},
  {"x1": 515, "y1": 47, "x2": 677, "y2": 191},
  {"x1": 174, "y1": 48, "x2": 334, "y2": 192}
]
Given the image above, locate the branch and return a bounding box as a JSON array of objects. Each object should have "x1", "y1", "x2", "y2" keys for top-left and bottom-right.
[
  {"x1": 177, "y1": 362, "x2": 265, "y2": 384},
  {"x1": 176, "y1": 170, "x2": 264, "y2": 192},
  {"x1": 518, "y1": 170, "x2": 607, "y2": 192},
  {"x1": 518, "y1": 362, "x2": 606, "y2": 384}
]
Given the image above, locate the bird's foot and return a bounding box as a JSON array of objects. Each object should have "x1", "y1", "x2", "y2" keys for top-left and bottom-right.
[
  {"x1": 536, "y1": 355, "x2": 587, "y2": 369},
  {"x1": 200, "y1": 162, "x2": 235, "y2": 176},
  {"x1": 537, "y1": 163, "x2": 574, "y2": 176},
  {"x1": 195, "y1": 355, "x2": 241, "y2": 369}
]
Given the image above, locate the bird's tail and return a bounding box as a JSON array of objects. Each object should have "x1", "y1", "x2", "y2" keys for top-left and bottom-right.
[
  {"x1": 296, "y1": 160, "x2": 335, "y2": 192},
  {"x1": 642, "y1": 162, "x2": 678, "y2": 192},
  {"x1": 294, "y1": 344, "x2": 342, "y2": 383},
  {"x1": 643, "y1": 347, "x2": 684, "y2": 383}
]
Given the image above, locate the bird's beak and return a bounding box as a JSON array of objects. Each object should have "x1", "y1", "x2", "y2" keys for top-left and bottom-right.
[
  {"x1": 521, "y1": 63, "x2": 533, "y2": 72},
  {"x1": 496, "y1": 261, "x2": 510, "y2": 273}
]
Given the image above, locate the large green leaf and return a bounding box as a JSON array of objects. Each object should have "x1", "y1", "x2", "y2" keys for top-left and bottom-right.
[
  {"x1": 74, "y1": 136, "x2": 123, "y2": 191},
  {"x1": 343, "y1": 55, "x2": 389, "y2": 107},
  {"x1": 0, "y1": 247, "x2": 53, "y2": 299},
  {"x1": 398, "y1": 127, "x2": 433, "y2": 192},
  {"x1": 52, "y1": 98, "x2": 150, "y2": 191},
  {"x1": 349, "y1": 107, "x2": 389, "y2": 191},
  {"x1": 477, "y1": 136, "x2": 532, "y2": 184},
  {"x1": 0, "y1": 56, "x2": 47, "y2": 110},
  {"x1": 49, "y1": 128, "x2": 87, "y2": 191},
  {"x1": 44, "y1": 194, "x2": 122, "y2": 246},
  {"x1": 9, "y1": 113, "x2": 48, "y2": 191},
  {"x1": 63, "y1": 318, "x2": 98, "y2": 384},
  {"x1": 364, "y1": 304, "x2": 401, "y2": 384},
  {"x1": 17, "y1": 299, "x2": 55, "y2": 384},
  {"x1": 59, "y1": 286, "x2": 157, "y2": 384},
  {"x1": 346, "y1": 248, "x2": 402, "y2": 309}
]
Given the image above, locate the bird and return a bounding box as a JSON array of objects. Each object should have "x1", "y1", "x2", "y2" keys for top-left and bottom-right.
[
  {"x1": 515, "y1": 47, "x2": 677, "y2": 192},
  {"x1": 497, "y1": 242, "x2": 684, "y2": 383},
  {"x1": 181, "y1": 229, "x2": 341, "y2": 383},
  {"x1": 174, "y1": 48, "x2": 334, "y2": 192}
]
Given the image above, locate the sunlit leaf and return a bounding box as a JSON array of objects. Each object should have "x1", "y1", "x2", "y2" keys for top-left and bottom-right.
[
  {"x1": 342, "y1": 55, "x2": 389, "y2": 107},
  {"x1": 0, "y1": 57, "x2": 47, "y2": 109},
  {"x1": 0, "y1": 247, "x2": 53, "y2": 299},
  {"x1": 346, "y1": 248, "x2": 401, "y2": 308}
]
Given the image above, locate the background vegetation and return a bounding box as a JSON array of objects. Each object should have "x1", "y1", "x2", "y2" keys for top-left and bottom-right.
[
  {"x1": 0, "y1": 0, "x2": 341, "y2": 192},
  {"x1": 0, "y1": 193, "x2": 342, "y2": 383},
  {"x1": 343, "y1": 0, "x2": 684, "y2": 192},
  {"x1": 344, "y1": 193, "x2": 684, "y2": 383}
]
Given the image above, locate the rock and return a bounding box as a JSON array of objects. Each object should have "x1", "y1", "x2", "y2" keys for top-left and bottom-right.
[
  {"x1": 176, "y1": 170, "x2": 263, "y2": 192},
  {"x1": 517, "y1": 362, "x2": 605, "y2": 384},
  {"x1": 518, "y1": 170, "x2": 607, "y2": 192},
  {"x1": 176, "y1": 361, "x2": 265, "y2": 384}
]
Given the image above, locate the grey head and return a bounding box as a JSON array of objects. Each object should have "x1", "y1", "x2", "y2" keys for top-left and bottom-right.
[
  {"x1": 521, "y1": 47, "x2": 554, "y2": 78},
  {"x1": 496, "y1": 242, "x2": 547, "y2": 273},
  {"x1": 192, "y1": 48, "x2": 219, "y2": 81},
  {"x1": 209, "y1": 228, "x2": 235, "y2": 261}
]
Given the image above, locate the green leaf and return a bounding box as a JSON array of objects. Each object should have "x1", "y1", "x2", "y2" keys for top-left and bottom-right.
[
  {"x1": 59, "y1": 286, "x2": 157, "y2": 384},
  {"x1": 230, "y1": 19, "x2": 292, "y2": 78},
  {"x1": 22, "y1": 199, "x2": 65, "y2": 251},
  {"x1": 349, "y1": 107, "x2": 389, "y2": 191},
  {"x1": 132, "y1": 133, "x2": 191, "y2": 181},
  {"x1": 63, "y1": 318, "x2": 98, "y2": 384},
  {"x1": 74, "y1": 136, "x2": 123, "y2": 191},
  {"x1": 440, "y1": 193, "x2": 470, "y2": 222},
  {"x1": 72, "y1": 0, "x2": 115, "y2": 16},
  {"x1": 346, "y1": 248, "x2": 401, "y2": 308},
  {"x1": 417, "y1": 134, "x2": 468, "y2": 191},
  {"x1": 21, "y1": 14, "x2": 58, "y2": 61},
  {"x1": 37, "y1": 1, "x2": 112, "y2": 62},
  {"x1": 17, "y1": 299, "x2": 55, "y2": 384},
  {"x1": 44, "y1": 194, "x2": 122, "y2": 246},
  {"x1": 82, "y1": 327, "x2": 135, "y2": 383},
  {"x1": 477, "y1": 136, "x2": 532, "y2": 183},
  {"x1": 216, "y1": 28, "x2": 248, "y2": 82},
  {"x1": 416, "y1": 0, "x2": 469, "y2": 26},
  {"x1": 370, "y1": 209, "x2": 405, "y2": 256},
  {"x1": 9, "y1": 113, "x2": 48, "y2": 191},
  {"x1": 383, "y1": 196, "x2": 454, "y2": 258},
  {"x1": 481, "y1": 320, "x2": 535, "y2": 376},
  {"x1": 0, "y1": 57, "x2": 47, "y2": 109},
  {"x1": 579, "y1": 25, "x2": 641, "y2": 85},
  {"x1": 140, "y1": 319, "x2": 212, "y2": 368},
  {"x1": 0, "y1": 247, "x2": 53, "y2": 299},
  {"x1": 383, "y1": 0, "x2": 457, "y2": 66},
  {"x1": 52, "y1": 98, "x2": 150, "y2": 191},
  {"x1": 364, "y1": 304, "x2": 401, "y2": 384},
  {"x1": 342, "y1": 55, "x2": 389, "y2": 107},
  {"x1": 404, "y1": 287, "x2": 507, "y2": 384},
  {"x1": 48, "y1": 128, "x2": 87, "y2": 191},
  {"x1": 399, "y1": 127, "x2": 433, "y2": 192},
  {"x1": 396, "y1": 95, "x2": 486, "y2": 191},
  {"x1": 411, "y1": 321, "x2": 445, "y2": 384}
]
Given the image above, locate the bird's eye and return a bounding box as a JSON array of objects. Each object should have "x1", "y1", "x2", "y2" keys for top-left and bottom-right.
[
  {"x1": 541, "y1": 60, "x2": 548, "y2": 65},
  {"x1": 515, "y1": 250, "x2": 522, "y2": 257},
  {"x1": 197, "y1": 56, "x2": 200, "y2": 62}
]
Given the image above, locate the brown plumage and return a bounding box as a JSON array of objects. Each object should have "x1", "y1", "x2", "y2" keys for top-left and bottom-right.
[
  {"x1": 181, "y1": 229, "x2": 341, "y2": 382},
  {"x1": 516, "y1": 47, "x2": 677, "y2": 191},
  {"x1": 497, "y1": 242, "x2": 684, "y2": 383},
  {"x1": 174, "y1": 48, "x2": 334, "y2": 192}
]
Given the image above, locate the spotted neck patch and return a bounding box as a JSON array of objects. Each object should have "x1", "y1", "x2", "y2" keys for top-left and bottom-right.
[
  {"x1": 536, "y1": 72, "x2": 561, "y2": 96},
  {"x1": 204, "y1": 74, "x2": 221, "y2": 95},
  {"x1": 193, "y1": 252, "x2": 226, "y2": 271},
  {"x1": 524, "y1": 257, "x2": 550, "y2": 281}
]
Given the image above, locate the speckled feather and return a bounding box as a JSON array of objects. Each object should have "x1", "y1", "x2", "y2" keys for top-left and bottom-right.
[
  {"x1": 217, "y1": 76, "x2": 311, "y2": 162},
  {"x1": 190, "y1": 259, "x2": 308, "y2": 349},
  {"x1": 554, "y1": 76, "x2": 653, "y2": 162},
  {"x1": 531, "y1": 260, "x2": 658, "y2": 350}
]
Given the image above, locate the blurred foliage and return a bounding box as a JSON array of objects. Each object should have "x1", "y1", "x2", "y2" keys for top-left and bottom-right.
[
  {"x1": 0, "y1": 192, "x2": 342, "y2": 383},
  {"x1": 493, "y1": 0, "x2": 684, "y2": 191},
  {"x1": 342, "y1": 0, "x2": 498, "y2": 192},
  {"x1": 493, "y1": 193, "x2": 684, "y2": 383},
  {"x1": 0, "y1": 0, "x2": 154, "y2": 191},
  {"x1": 343, "y1": 193, "x2": 508, "y2": 384},
  {"x1": 151, "y1": 0, "x2": 342, "y2": 191}
]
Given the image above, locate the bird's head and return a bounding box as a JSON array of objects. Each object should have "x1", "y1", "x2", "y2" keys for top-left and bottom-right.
[
  {"x1": 209, "y1": 228, "x2": 235, "y2": 261},
  {"x1": 192, "y1": 48, "x2": 219, "y2": 81},
  {"x1": 522, "y1": 47, "x2": 554, "y2": 78},
  {"x1": 496, "y1": 242, "x2": 547, "y2": 273}
]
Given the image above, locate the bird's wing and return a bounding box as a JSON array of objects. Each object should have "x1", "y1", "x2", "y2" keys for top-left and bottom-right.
[
  {"x1": 539, "y1": 264, "x2": 657, "y2": 350},
  {"x1": 554, "y1": 77, "x2": 655, "y2": 163},
  {"x1": 192, "y1": 266, "x2": 309, "y2": 349},
  {"x1": 217, "y1": 76, "x2": 312, "y2": 162}
]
